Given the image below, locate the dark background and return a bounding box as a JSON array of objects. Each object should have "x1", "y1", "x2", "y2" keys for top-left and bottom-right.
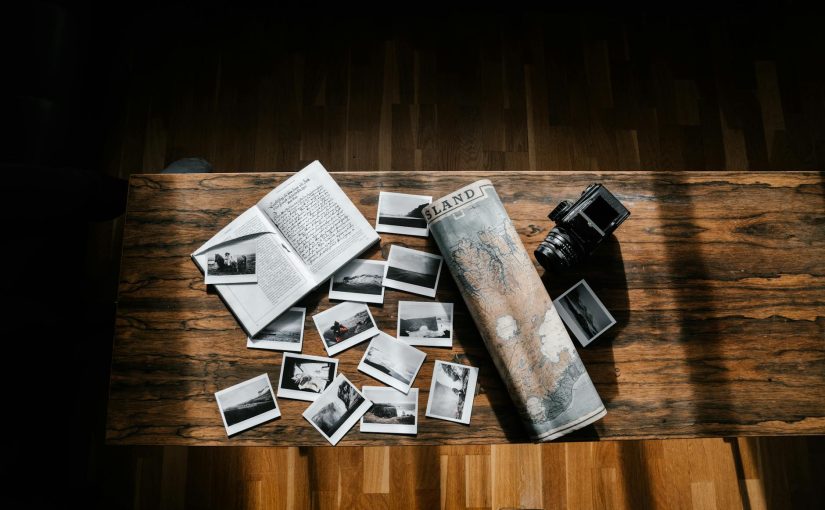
[{"x1": 2, "y1": 1, "x2": 823, "y2": 507}]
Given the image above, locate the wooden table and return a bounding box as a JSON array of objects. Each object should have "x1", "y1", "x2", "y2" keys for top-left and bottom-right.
[{"x1": 106, "y1": 172, "x2": 825, "y2": 446}]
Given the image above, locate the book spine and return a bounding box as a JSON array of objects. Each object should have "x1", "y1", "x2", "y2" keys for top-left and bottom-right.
[{"x1": 423, "y1": 180, "x2": 606, "y2": 441}]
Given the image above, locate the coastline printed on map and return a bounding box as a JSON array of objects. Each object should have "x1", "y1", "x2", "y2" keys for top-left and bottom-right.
[{"x1": 422, "y1": 180, "x2": 606, "y2": 441}]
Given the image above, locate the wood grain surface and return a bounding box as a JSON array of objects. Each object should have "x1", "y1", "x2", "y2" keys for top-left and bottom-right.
[{"x1": 107, "y1": 171, "x2": 825, "y2": 446}]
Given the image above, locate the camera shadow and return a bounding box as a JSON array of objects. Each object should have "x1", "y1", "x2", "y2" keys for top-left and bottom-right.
[{"x1": 539, "y1": 235, "x2": 629, "y2": 408}]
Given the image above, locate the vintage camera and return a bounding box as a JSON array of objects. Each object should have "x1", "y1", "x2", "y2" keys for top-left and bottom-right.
[{"x1": 534, "y1": 184, "x2": 630, "y2": 271}]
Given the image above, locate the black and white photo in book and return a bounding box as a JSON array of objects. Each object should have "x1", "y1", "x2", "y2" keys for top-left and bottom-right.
[
  {"x1": 397, "y1": 301, "x2": 454, "y2": 347},
  {"x1": 383, "y1": 245, "x2": 443, "y2": 298},
  {"x1": 277, "y1": 352, "x2": 339, "y2": 401},
  {"x1": 425, "y1": 360, "x2": 478, "y2": 425},
  {"x1": 247, "y1": 307, "x2": 306, "y2": 352},
  {"x1": 360, "y1": 386, "x2": 419, "y2": 435},
  {"x1": 328, "y1": 259, "x2": 386, "y2": 304},
  {"x1": 204, "y1": 237, "x2": 258, "y2": 284},
  {"x1": 215, "y1": 374, "x2": 280, "y2": 436},
  {"x1": 357, "y1": 332, "x2": 426, "y2": 394},
  {"x1": 302, "y1": 374, "x2": 372, "y2": 446},
  {"x1": 312, "y1": 301, "x2": 380, "y2": 356},
  {"x1": 375, "y1": 191, "x2": 432, "y2": 237},
  {"x1": 553, "y1": 279, "x2": 616, "y2": 347}
]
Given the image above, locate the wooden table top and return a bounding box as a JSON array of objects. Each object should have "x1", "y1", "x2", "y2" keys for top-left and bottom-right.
[{"x1": 106, "y1": 171, "x2": 825, "y2": 446}]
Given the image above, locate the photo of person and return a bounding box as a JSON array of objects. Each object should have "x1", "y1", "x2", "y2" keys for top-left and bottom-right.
[
  {"x1": 383, "y1": 245, "x2": 444, "y2": 298},
  {"x1": 277, "y1": 353, "x2": 339, "y2": 401},
  {"x1": 553, "y1": 279, "x2": 616, "y2": 347},
  {"x1": 302, "y1": 374, "x2": 373, "y2": 446},
  {"x1": 312, "y1": 301, "x2": 380, "y2": 356},
  {"x1": 204, "y1": 237, "x2": 258, "y2": 284},
  {"x1": 375, "y1": 192, "x2": 432, "y2": 237}
]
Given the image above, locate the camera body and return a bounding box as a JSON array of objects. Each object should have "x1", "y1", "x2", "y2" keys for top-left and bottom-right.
[{"x1": 534, "y1": 183, "x2": 630, "y2": 271}]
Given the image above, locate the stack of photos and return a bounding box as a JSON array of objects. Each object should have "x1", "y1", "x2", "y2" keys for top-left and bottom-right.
[
  {"x1": 312, "y1": 301, "x2": 380, "y2": 356},
  {"x1": 215, "y1": 374, "x2": 280, "y2": 436},
  {"x1": 204, "y1": 237, "x2": 258, "y2": 284},
  {"x1": 277, "y1": 352, "x2": 339, "y2": 402},
  {"x1": 397, "y1": 301, "x2": 454, "y2": 347},
  {"x1": 375, "y1": 191, "x2": 432, "y2": 237},
  {"x1": 360, "y1": 386, "x2": 419, "y2": 435},
  {"x1": 247, "y1": 307, "x2": 306, "y2": 352},
  {"x1": 328, "y1": 259, "x2": 386, "y2": 304},
  {"x1": 383, "y1": 245, "x2": 444, "y2": 298},
  {"x1": 553, "y1": 279, "x2": 616, "y2": 347},
  {"x1": 303, "y1": 374, "x2": 373, "y2": 446},
  {"x1": 425, "y1": 360, "x2": 479, "y2": 425},
  {"x1": 357, "y1": 332, "x2": 427, "y2": 394}
]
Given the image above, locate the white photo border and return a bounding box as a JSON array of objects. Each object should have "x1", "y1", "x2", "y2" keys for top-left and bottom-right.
[
  {"x1": 246, "y1": 307, "x2": 306, "y2": 352},
  {"x1": 215, "y1": 373, "x2": 280, "y2": 436},
  {"x1": 276, "y1": 352, "x2": 339, "y2": 402},
  {"x1": 425, "y1": 360, "x2": 479, "y2": 425},
  {"x1": 357, "y1": 332, "x2": 426, "y2": 394},
  {"x1": 382, "y1": 245, "x2": 443, "y2": 298},
  {"x1": 375, "y1": 191, "x2": 432, "y2": 237},
  {"x1": 302, "y1": 374, "x2": 373, "y2": 446},
  {"x1": 328, "y1": 259, "x2": 386, "y2": 304},
  {"x1": 312, "y1": 301, "x2": 381, "y2": 356},
  {"x1": 360, "y1": 386, "x2": 419, "y2": 435},
  {"x1": 552, "y1": 279, "x2": 616, "y2": 347}
]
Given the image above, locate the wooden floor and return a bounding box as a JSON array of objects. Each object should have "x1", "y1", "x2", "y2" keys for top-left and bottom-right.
[
  {"x1": 92, "y1": 10, "x2": 825, "y2": 509},
  {"x1": 102, "y1": 438, "x2": 824, "y2": 509}
]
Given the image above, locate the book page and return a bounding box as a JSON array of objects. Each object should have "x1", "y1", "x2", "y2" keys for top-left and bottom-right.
[
  {"x1": 193, "y1": 207, "x2": 278, "y2": 256},
  {"x1": 256, "y1": 161, "x2": 379, "y2": 282},
  {"x1": 192, "y1": 207, "x2": 315, "y2": 336}
]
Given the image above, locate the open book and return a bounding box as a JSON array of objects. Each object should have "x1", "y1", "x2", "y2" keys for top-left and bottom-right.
[{"x1": 192, "y1": 161, "x2": 380, "y2": 337}]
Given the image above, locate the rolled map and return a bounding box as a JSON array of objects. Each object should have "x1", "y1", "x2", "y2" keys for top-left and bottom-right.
[{"x1": 422, "y1": 180, "x2": 606, "y2": 441}]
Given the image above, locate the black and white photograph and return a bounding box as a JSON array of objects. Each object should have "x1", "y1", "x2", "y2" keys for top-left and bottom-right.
[
  {"x1": 328, "y1": 259, "x2": 386, "y2": 304},
  {"x1": 214, "y1": 373, "x2": 280, "y2": 436},
  {"x1": 360, "y1": 386, "x2": 419, "y2": 435},
  {"x1": 425, "y1": 360, "x2": 478, "y2": 425},
  {"x1": 277, "y1": 352, "x2": 339, "y2": 401},
  {"x1": 553, "y1": 279, "x2": 616, "y2": 347},
  {"x1": 204, "y1": 237, "x2": 258, "y2": 284},
  {"x1": 383, "y1": 245, "x2": 444, "y2": 298},
  {"x1": 247, "y1": 307, "x2": 306, "y2": 352},
  {"x1": 357, "y1": 332, "x2": 426, "y2": 394},
  {"x1": 312, "y1": 301, "x2": 380, "y2": 356},
  {"x1": 302, "y1": 374, "x2": 373, "y2": 446},
  {"x1": 397, "y1": 301, "x2": 454, "y2": 347},
  {"x1": 375, "y1": 191, "x2": 432, "y2": 237}
]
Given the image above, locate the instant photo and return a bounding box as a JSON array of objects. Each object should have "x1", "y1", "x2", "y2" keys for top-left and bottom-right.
[
  {"x1": 277, "y1": 352, "x2": 339, "y2": 401},
  {"x1": 360, "y1": 386, "x2": 419, "y2": 435},
  {"x1": 215, "y1": 373, "x2": 280, "y2": 436},
  {"x1": 357, "y1": 332, "x2": 426, "y2": 394},
  {"x1": 302, "y1": 374, "x2": 372, "y2": 446},
  {"x1": 204, "y1": 237, "x2": 258, "y2": 284},
  {"x1": 312, "y1": 301, "x2": 380, "y2": 356},
  {"x1": 375, "y1": 191, "x2": 432, "y2": 237},
  {"x1": 425, "y1": 361, "x2": 478, "y2": 425},
  {"x1": 328, "y1": 259, "x2": 386, "y2": 304},
  {"x1": 247, "y1": 307, "x2": 306, "y2": 352},
  {"x1": 553, "y1": 279, "x2": 616, "y2": 347},
  {"x1": 383, "y1": 245, "x2": 443, "y2": 298},
  {"x1": 397, "y1": 301, "x2": 454, "y2": 347}
]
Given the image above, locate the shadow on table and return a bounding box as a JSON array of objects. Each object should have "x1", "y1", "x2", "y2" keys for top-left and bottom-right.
[{"x1": 541, "y1": 235, "x2": 629, "y2": 409}]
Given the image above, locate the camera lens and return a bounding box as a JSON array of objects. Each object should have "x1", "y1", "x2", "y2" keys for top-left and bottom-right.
[{"x1": 534, "y1": 228, "x2": 581, "y2": 271}]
